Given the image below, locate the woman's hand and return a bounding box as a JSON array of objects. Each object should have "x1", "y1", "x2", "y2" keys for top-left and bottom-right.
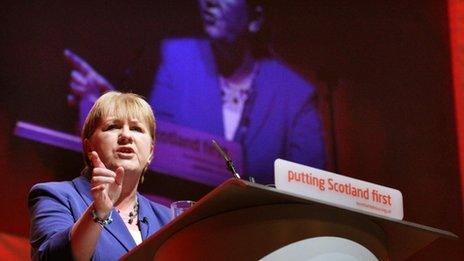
[
  {"x1": 64, "y1": 49, "x2": 114, "y2": 106},
  {"x1": 89, "y1": 151, "x2": 124, "y2": 218}
]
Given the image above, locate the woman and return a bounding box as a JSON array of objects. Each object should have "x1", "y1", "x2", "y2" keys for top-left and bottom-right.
[{"x1": 28, "y1": 91, "x2": 171, "y2": 260}]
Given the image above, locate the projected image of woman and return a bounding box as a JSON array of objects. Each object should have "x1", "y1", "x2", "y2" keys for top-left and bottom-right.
[{"x1": 64, "y1": 0, "x2": 326, "y2": 185}]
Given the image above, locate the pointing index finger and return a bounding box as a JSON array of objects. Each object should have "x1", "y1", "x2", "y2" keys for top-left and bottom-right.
[
  {"x1": 63, "y1": 49, "x2": 93, "y2": 75},
  {"x1": 90, "y1": 151, "x2": 106, "y2": 169}
]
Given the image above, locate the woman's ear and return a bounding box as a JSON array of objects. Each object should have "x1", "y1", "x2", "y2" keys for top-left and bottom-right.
[
  {"x1": 148, "y1": 144, "x2": 155, "y2": 164},
  {"x1": 248, "y1": 5, "x2": 264, "y2": 33}
]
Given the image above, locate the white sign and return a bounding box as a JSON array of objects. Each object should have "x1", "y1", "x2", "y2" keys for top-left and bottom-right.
[{"x1": 275, "y1": 159, "x2": 404, "y2": 219}]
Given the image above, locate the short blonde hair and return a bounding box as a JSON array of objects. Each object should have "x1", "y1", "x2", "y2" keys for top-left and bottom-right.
[{"x1": 81, "y1": 91, "x2": 155, "y2": 168}]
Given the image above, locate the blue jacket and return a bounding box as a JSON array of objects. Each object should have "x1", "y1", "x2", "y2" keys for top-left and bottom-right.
[
  {"x1": 150, "y1": 38, "x2": 326, "y2": 184},
  {"x1": 28, "y1": 176, "x2": 171, "y2": 260}
]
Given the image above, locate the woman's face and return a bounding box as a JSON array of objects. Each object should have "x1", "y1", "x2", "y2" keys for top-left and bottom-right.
[
  {"x1": 86, "y1": 116, "x2": 153, "y2": 175},
  {"x1": 198, "y1": 0, "x2": 251, "y2": 43}
]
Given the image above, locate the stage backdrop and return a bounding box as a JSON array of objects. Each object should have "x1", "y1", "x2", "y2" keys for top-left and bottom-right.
[{"x1": 0, "y1": 1, "x2": 463, "y2": 259}]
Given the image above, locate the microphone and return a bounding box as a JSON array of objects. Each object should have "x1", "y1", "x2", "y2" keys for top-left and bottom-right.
[
  {"x1": 211, "y1": 139, "x2": 241, "y2": 179},
  {"x1": 141, "y1": 217, "x2": 148, "y2": 224}
]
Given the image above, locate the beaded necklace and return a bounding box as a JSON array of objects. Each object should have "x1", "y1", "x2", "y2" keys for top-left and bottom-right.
[{"x1": 117, "y1": 201, "x2": 139, "y2": 225}]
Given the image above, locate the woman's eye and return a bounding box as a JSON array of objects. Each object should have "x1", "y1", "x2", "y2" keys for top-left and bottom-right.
[
  {"x1": 105, "y1": 124, "x2": 118, "y2": 131},
  {"x1": 131, "y1": 126, "x2": 144, "y2": 132}
]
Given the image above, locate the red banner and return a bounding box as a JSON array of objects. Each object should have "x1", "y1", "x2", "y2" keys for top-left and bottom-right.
[{"x1": 449, "y1": 0, "x2": 464, "y2": 225}]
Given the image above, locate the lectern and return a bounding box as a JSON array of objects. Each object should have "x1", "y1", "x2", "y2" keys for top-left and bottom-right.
[{"x1": 122, "y1": 179, "x2": 457, "y2": 260}]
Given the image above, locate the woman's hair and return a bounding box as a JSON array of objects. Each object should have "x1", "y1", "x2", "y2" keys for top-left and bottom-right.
[{"x1": 81, "y1": 91, "x2": 156, "y2": 168}]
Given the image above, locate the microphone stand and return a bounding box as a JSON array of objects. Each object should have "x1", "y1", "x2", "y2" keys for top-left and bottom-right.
[{"x1": 211, "y1": 140, "x2": 241, "y2": 179}]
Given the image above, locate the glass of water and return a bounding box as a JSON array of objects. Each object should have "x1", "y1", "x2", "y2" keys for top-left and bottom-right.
[{"x1": 170, "y1": 200, "x2": 195, "y2": 219}]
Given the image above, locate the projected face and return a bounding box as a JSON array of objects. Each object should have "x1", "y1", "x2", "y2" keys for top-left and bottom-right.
[{"x1": 198, "y1": 0, "x2": 257, "y2": 43}]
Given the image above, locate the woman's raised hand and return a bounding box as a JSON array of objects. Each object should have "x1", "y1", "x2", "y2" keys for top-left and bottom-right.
[{"x1": 89, "y1": 151, "x2": 124, "y2": 218}]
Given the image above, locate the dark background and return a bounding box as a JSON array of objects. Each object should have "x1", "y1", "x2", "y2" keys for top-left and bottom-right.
[{"x1": 0, "y1": 1, "x2": 462, "y2": 259}]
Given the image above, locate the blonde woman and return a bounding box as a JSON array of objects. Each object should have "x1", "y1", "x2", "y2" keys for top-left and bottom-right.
[{"x1": 29, "y1": 92, "x2": 170, "y2": 260}]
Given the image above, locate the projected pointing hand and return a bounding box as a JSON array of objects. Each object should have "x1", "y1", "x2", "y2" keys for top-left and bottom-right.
[{"x1": 64, "y1": 49, "x2": 114, "y2": 106}]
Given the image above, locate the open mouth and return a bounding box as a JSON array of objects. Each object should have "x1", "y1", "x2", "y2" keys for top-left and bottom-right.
[
  {"x1": 202, "y1": 10, "x2": 217, "y2": 24},
  {"x1": 117, "y1": 147, "x2": 135, "y2": 154}
]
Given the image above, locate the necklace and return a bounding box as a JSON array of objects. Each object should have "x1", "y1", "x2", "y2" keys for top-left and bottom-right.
[
  {"x1": 219, "y1": 63, "x2": 258, "y2": 112},
  {"x1": 117, "y1": 201, "x2": 139, "y2": 225},
  {"x1": 220, "y1": 78, "x2": 251, "y2": 110}
]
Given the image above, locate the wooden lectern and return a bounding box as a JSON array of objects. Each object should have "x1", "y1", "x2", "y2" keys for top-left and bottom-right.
[{"x1": 122, "y1": 179, "x2": 457, "y2": 260}]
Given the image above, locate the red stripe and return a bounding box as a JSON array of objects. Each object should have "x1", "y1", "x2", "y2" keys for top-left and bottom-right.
[{"x1": 449, "y1": 0, "x2": 464, "y2": 226}]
